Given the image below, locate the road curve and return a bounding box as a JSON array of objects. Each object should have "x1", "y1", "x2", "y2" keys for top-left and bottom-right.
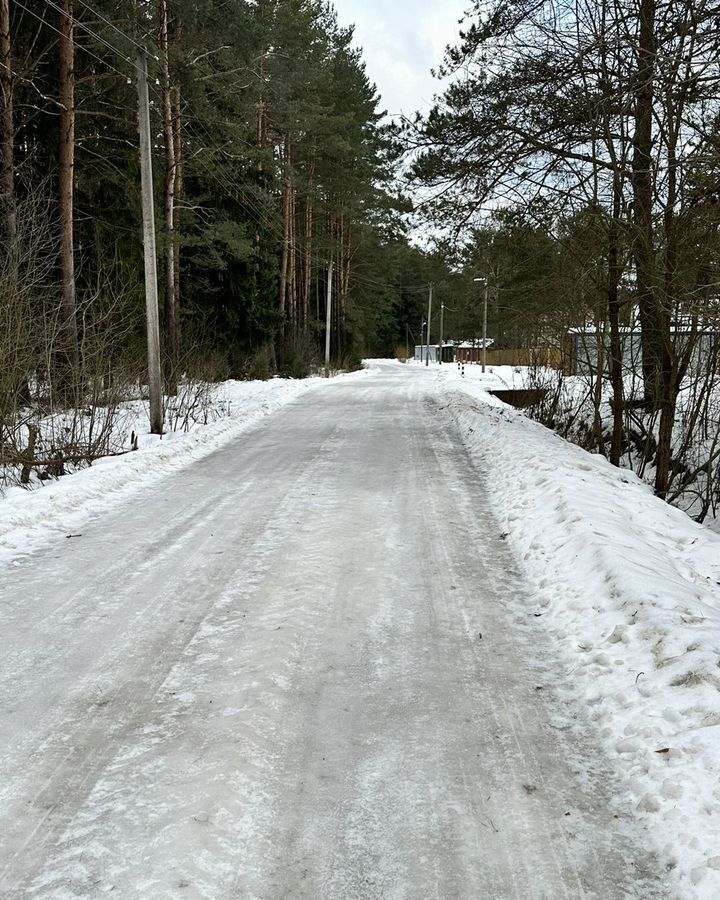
[{"x1": 0, "y1": 364, "x2": 669, "y2": 899}]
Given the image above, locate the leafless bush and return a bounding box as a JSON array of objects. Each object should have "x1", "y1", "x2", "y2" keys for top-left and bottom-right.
[
  {"x1": 0, "y1": 190, "x2": 145, "y2": 490},
  {"x1": 164, "y1": 378, "x2": 230, "y2": 433},
  {"x1": 0, "y1": 189, "x2": 54, "y2": 416}
]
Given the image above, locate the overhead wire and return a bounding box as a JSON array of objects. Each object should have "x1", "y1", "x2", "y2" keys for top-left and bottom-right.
[
  {"x1": 74, "y1": 0, "x2": 159, "y2": 58},
  {"x1": 20, "y1": 0, "x2": 138, "y2": 85},
  {"x1": 33, "y1": 0, "x2": 436, "y2": 300},
  {"x1": 63, "y1": 1, "x2": 427, "y2": 298},
  {"x1": 41, "y1": 0, "x2": 397, "y2": 291}
]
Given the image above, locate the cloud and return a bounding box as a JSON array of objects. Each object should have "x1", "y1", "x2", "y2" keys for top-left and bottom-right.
[
  {"x1": 417, "y1": 3, "x2": 469, "y2": 68},
  {"x1": 333, "y1": 0, "x2": 468, "y2": 118}
]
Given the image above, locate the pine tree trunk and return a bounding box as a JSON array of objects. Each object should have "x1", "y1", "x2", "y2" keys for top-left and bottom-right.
[
  {"x1": 301, "y1": 152, "x2": 315, "y2": 335},
  {"x1": 57, "y1": 0, "x2": 79, "y2": 389},
  {"x1": 0, "y1": 0, "x2": 15, "y2": 249},
  {"x1": 608, "y1": 179, "x2": 625, "y2": 467},
  {"x1": 172, "y1": 84, "x2": 182, "y2": 322},
  {"x1": 592, "y1": 316, "x2": 606, "y2": 456},
  {"x1": 288, "y1": 183, "x2": 297, "y2": 340},
  {"x1": 303, "y1": 194, "x2": 313, "y2": 333},
  {"x1": 631, "y1": 0, "x2": 678, "y2": 495},
  {"x1": 655, "y1": 371, "x2": 677, "y2": 498},
  {"x1": 333, "y1": 225, "x2": 340, "y2": 363},
  {"x1": 256, "y1": 0, "x2": 268, "y2": 148},
  {"x1": 279, "y1": 184, "x2": 290, "y2": 322},
  {"x1": 340, "y1": 217, "x2": 352, "y2": 359},
  {"x1": 160, "y1": 0, "x2": 178, "y2": 392},
  {"x1": 278, "y1": 140, "x2": 291, "y2": 330},
  {"x1": 335, "y1": 214, "x2": 346, "y2": 360},
  {"x1": 653, "y1": 133, "x2": 683, "y2": 497},
  {"x1": 631, "y1": 0, "x2": 663, "y2": 406}
]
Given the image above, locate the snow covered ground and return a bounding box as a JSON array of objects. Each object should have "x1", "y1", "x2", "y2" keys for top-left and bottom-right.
[
  {"x1": 430, "y1": 360, "x2": 720, "y2": 898},
  {"x1": 0, "y1": 372, "x2": 370, "y2": 565},
  {"x1": 4, "y1": 359, "x2": 720, "y2": 897},
  {"x1": 0, "y1": 362, "x2": 666, "y2": 899},
  {"x1": 409, "y1": 356, "x2": 720, "y2": 531}
]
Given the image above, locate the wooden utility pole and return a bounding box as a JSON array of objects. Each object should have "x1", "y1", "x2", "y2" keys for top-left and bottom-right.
[
  {"x1": 58, "y1": 0, "x2": 79, "y2": 377},
  {"x1": 159, "y1": 0, "x2": 178, "y2": 393},
  {"x1": 136, "y1": 49, "x2": 164, "y2": 435},
  {"x1": 324, "y1": 258, "x2": 334, "y2": 376},
  {"x1": 425, "y1": 283, "x2": 433, "y2": 366}
]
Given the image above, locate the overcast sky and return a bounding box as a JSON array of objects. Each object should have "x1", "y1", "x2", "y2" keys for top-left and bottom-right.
[{"x1": 332, "y1": 0, "x2": 471, "y2": 119}]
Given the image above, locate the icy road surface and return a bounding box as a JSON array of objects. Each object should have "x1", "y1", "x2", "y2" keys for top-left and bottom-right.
[{"x1": 1, "y1": 365, "x2": 668, "y2": 899}]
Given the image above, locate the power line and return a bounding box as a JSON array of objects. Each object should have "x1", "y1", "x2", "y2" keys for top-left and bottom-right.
[
  {"x1": 74, "y1": 0, "x2": 158, "y2": 58},
  {"x1": 30, "y1": 0, "x2": 435, "y2": 300},
  {"x1": 18, "y1": 0, "x2": 135, "y2": 84},
  {"x1": 45, "y1": 3, "x2": 432, "y2": 296}
]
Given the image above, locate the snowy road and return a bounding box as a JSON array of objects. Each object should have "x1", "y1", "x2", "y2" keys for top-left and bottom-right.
[{"x1": 1, "y1": 365, "x2": 668, "y2": 899}]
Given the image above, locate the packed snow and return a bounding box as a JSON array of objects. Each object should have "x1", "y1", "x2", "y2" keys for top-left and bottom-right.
[
  {"x1": 0, "y1": 362, "x2": 665, "y2": 898},
  {"x1": 431, "y1": 360, "x2": 720, "y2": 898},
  {"x1": 0, "y1": 372, "x2": 371, "y2": 566},
  {"x1": 4, "y1": 359, "x2": 720, "y2": 897}
]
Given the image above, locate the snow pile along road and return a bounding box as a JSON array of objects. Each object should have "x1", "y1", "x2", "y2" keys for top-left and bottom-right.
[
  {"x1": 0, "y1": 374, "x2": 359, "y2": 565},
  {"x1": 438, "y1": 367, "x2": 720, "y2": 898}
]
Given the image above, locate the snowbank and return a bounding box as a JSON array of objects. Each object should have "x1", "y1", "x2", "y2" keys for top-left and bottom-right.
[
  {"x1": 437, "y1": 364, "x2": 720, "y2": 898},
  {"x1": 0, "y1": 373, "x2": 366, "y2": 566}
]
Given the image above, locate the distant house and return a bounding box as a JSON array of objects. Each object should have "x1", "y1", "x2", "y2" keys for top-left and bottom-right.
[
  {"x1": 415, "y1": 344, "x2": 437, "y2": 362},
  {"x1": 414, "y1": 343, "x2": 456, "y2": 363},
  {"x1": 413, "y1": 339, "x2": 499, "y2": 364},
  {"x1": 456, "y1": 339, "x2": 495, "y2": 363},
  {"x1": 564, "y1": 324, "x2": 719, "y2": 380}
]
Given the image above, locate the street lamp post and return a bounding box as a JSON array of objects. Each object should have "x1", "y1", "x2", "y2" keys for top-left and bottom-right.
[
  {"x1": 425, "y1": 284, "x2": 433, "y2": 367},
  {"x1": 474, "y1": 277, "x2": 489, "y2": 374},
  {"x1": 439, "y1": 302, "x2": 445, "y2": 365}
]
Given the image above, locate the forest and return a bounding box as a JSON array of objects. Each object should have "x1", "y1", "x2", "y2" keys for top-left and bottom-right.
[
  {"x1": 3, "y1": 0, "x2": 720, "y2": 519},
  {"x1": 0, "y1": 0, "x2": 443, "y2": 399}
]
